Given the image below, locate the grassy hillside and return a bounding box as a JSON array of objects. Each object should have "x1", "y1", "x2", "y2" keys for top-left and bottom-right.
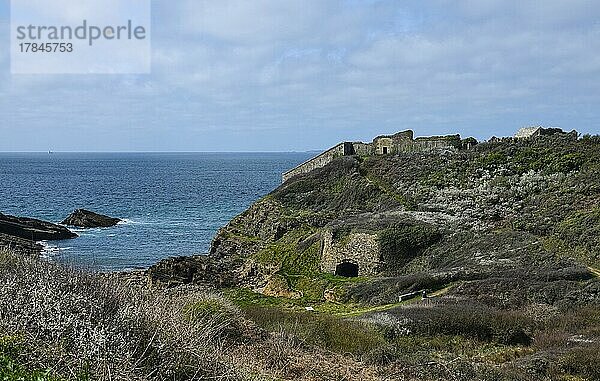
[
  {"x1": 0, "y1": 248, "x2": 400, "y2": 380},
  {"x1": 205, "y1": 134, "x2": 600, "y2": 288},
  {"x1": 190, "y1": 133, "x2": 600, "y2": 380}
]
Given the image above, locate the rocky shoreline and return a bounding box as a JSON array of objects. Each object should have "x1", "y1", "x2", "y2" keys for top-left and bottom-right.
[
  {"x1": 0, "y1": 212, "x2": 77, "y2": 241},
  {"x1": 0, "y1": 232, "x2": 44, "y2": 256},
  {"x1": 0, "y1": 209, "x2": 120, "y2": 257}
]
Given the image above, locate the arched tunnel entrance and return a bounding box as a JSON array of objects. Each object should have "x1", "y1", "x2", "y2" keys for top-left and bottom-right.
[{"x1": 335, "y1": 261, "x2": 359, "y2": 277}]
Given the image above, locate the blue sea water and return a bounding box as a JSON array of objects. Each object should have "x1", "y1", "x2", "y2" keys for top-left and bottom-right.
[{"x1": 0, "y1": 152, "x2": 312, "y2": 271}]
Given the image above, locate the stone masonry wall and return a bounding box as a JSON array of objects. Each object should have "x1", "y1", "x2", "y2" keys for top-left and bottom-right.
[
  {"x1": 396, "y1": 139, "x2": 459, "y2": 153},
  {"x1": 320, "y1": 230, "x2": 382, "y2": 276},
  {"x1": 352, "y1": 142, "x2": 372, "y2": 156},
  {"x1": 282, "y1": 143, "x2": 346, "y2": 182},
  {"x1": 282, "y1": 131, "x2": 462, "y2": 183}
]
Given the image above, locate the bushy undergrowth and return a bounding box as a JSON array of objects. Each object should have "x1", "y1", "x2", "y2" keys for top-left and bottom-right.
[
  {"x1": 558, "y1": 344, "x2": 600, "y2": 380},
  {"x1": 378, "y1": 224, "x2": 441, "y2": 269},
  {"x1": 273, "y1": 156, "x2": 397, "y2": 212},
  {"x1": 0, "y1": 249, "x2": 244, "y2": 380},
  {"x1": 382, "y1": 300, "x2": 533, "y2": 346},
  {"x1": 343, "y1": 271, "x2": 460, "y2": 306},
  {"x1": 0, "y1": 336, "x2": 63, "y2": 381},
  {"x1": 555, "y1": 207, "x2": 600, "y2": 267},
  {"x1": 242, "y1": 306, "x2": 385, "y2": 355}
]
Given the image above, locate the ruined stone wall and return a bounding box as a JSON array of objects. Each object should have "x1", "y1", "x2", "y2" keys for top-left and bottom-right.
[
  {"x1": 515, "y1": 127, "x2": 542, "y2": 139},
  {"x1": 394, "y1": 136, "x2": 460, "y2": 153},
  {"x1": 282, "y1": 131, "x2": 463, "y2": 182},
  {"x1": 391, "y1": 130, "x2": 414, "y2": 141},
  {"x1": 352, "y1": 142, "x2": 372, "y2": 156},
  {"x1": 374, "y1": 137, "x2": 394, "y2": 154},
  {"x1": 412, "y1": 138, "x2": 459, "y2": 152},
  {"x1": 282, "y1": 143, "x2": 346, "y2": 182},
  {"x1": 320, "y1": 230, "x2": 382, "y2": 276}
]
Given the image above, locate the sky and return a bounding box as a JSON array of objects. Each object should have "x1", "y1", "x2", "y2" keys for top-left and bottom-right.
[{"x1": 1, "y1": 0, "x2": 599, "y2": 152}]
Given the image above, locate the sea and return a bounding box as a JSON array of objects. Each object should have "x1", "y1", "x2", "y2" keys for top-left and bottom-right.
[{"x1": 0, "y1": 152, "x2": 312, "y2": 272}]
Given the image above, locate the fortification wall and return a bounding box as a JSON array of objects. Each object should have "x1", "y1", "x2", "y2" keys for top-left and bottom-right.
[
  {"x1": 412, "y1": 139, "x2": 458, "y2": 152},
  {"x1": 391, "y1": 130, "x2": 414, "y2": 140},
  {"x1": 352, "y1": 142, "x2": 372, "y2": 156},
  {"x1": 320, "y1": 230, "x2": 381, "y2": 276},
  {"x1": 282, "y1": 143, "x2": 346, "y2": 183},
  {"x1": 282, "y1": 132, "x2": 462, "y2": 183}
]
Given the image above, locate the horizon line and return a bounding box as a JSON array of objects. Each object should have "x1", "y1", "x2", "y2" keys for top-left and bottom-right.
[{"x1": 0, "y1": 150, "x2": 323, "y2": 154}]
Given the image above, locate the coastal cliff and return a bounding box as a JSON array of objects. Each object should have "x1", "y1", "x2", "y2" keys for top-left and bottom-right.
[
  {"x1": 143, "y1": 132, "x2": 600, "y2": 378},
  {"x1": 150, "y1": 133, "x2": 599, "y2": 307}
]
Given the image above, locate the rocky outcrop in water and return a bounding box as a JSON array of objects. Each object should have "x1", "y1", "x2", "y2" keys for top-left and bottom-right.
[
  {"x1": 0, "y1": 213, "x2": 77, "y2": 241},
  {"x1": 61, "y1": 209, "x2": 121, "y2": 228}
]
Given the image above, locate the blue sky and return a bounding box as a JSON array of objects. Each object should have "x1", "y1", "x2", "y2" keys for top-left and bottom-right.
[{"x1": 1, "y1": 0, "x2": 599, "y2": 152}]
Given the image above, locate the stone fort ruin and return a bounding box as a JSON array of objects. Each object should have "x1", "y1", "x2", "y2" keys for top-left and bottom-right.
[
  {"x1": 513, "y1": 126, "x2": 573, "y2": 139},
  {"x1": 279, "y1": 126, "x2": 575, "y2": 278},
  {"x1": 282, "y1": 130, "x2": 464, "y2": 182}
]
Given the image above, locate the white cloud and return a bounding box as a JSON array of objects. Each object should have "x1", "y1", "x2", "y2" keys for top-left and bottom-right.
[{"x1": 1, "y1": 0, "x2": 600, "y2": 150}]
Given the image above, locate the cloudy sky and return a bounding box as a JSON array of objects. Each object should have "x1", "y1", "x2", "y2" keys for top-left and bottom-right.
[{"x1": 1, "y1": 0, "x2": 599, "y2": 152}]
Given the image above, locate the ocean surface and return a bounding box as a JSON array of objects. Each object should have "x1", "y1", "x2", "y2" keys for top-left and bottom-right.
[{"x1": 0, "y1": 152, "x2": 312, "y2": 272}]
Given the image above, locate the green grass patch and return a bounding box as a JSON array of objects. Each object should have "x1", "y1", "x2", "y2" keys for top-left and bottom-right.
[
  {"x1": 378, "y1": 223, "x2": 442, "y2": 267},
  {"x1": 224, "y1": 284, "x2": 382, "y2": 315},
  {"x1": 0, "y1": 336, "x2": 77, "y2": 381},
  {"x1": 219, "y1": 230, "x2": 261, "y2": 244},
  {"x1": 183, "y1": 298, "x2": 238, "y2": 325},
  {"x1": 253, "y1": 225, "x2": 322, "y2": 275}
]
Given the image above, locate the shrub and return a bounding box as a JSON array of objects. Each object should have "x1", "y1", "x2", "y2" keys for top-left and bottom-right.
[
  {"x1": 479, "y1": 152, "x2": 508, "y2": 168},
  {"x1": 242, "y1": 306, "x2": 385, "y2": 355},
  {"x1": 183, "y1": 296, "x2": 244, "y2": 338},
  {"x1": 392, "y1": 301, "x2": 532, "y2": 345},
  {"x1": 378, "y1": 224, "x2": 441, "y2": 268},
  {"x1": 555, "y1": 207, "x2": 600, "y2": 267},
  {"x1": 0, "y1": 249, "x2": 242, "y2": 380},
  {"x1": 343, "y1": 272, "x2": 454, "y2": 305},
  {"x1": 0, "y1": 336, "x2": 67, "y2": 381},
  {"x1": 559, "y1": 345, "x2": 600, "y2": 380}
]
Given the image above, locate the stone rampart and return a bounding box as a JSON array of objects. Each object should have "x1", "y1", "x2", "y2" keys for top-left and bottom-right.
[
  {"x1": 282, "y1": 131, "x2": 463, "y2": 182},
  {"x1": 282, "y1": 143, "x2": 347, "y2": 183}
]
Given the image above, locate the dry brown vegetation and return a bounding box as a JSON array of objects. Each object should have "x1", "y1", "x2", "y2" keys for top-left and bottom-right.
[
  {"x1": 0, "y1": 249, "x2": 388, "y2": 380},
  {"x1": 0, "y1": 248, "x2": 244, "y2": 380},
  {"x1": 2, "y1": 246, "x2": 600, "y2": 380}
]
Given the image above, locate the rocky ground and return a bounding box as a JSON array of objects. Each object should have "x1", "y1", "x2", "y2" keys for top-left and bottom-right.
[
  {"x1": 0, "y1": 212, "x2": 77, "y2": 242},
  {"x1": 0, "y1": 212, "x2": 77, "y2": 256},
  {"x1": 0, "y1": 209, "x2": 120, "y2": 257}
]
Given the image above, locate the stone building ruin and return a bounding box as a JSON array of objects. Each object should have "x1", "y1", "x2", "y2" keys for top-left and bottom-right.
[
  {"x1": 514, "y1": 126, "x2": 576, "y2": 139},
  {"x1": 282, "y1": 130, "x2": 462, "y2": 182},
  {"x1": 280, "y1": 126, "x2": 576, "y2": 278}
]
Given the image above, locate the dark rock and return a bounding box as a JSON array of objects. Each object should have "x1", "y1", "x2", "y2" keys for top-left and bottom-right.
[
  {"x1": 0, "y1": 213, "x2": 77, "y2": 241},
  {"x1": 0, "y1": 232, "x2": 43, "y2": 256},
  {"x1": 61, "y1": 209, "x2": 121, "y2": 228},
  {"x1": 147, "y1": 255, "x2": 239, "y2": 288}
]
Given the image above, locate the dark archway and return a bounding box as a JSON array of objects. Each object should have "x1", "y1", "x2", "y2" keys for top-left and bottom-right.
[{"x1": 335, "y1": 261, "x2": 359, "y2": 277}]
